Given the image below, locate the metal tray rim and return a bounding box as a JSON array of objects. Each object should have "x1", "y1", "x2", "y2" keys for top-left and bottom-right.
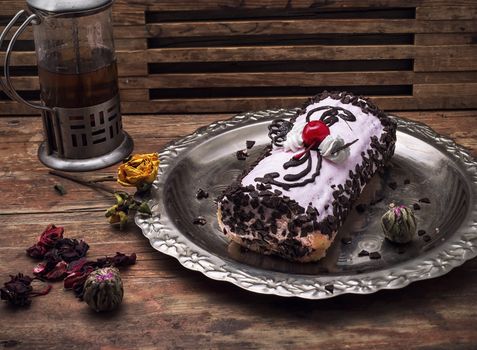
[{"x1": 135, "y1": 109, "x2": 477, "y2": 299}]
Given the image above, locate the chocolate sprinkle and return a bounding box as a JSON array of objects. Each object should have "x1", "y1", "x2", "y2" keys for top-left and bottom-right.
[
  {"x1": 246, "y1": 140, "x2": 255, "y2": 149},
  {"x1": 423, "y1": 235, "x2": 431, "y2": 242},
  {"x1": 413, "y1": 203, "x2": 421, "y2": 211},
  {"x1": 404, "y1": 179, "x2": 411, "y2": 185},
  {"x1": 419, "y1": 197, "x2": 431, "y2": 204},
  {"x1": 236, "y1": 149, "x2": 248, "y2": 161},
  {"x1": 418, "y1": 229, "x2": 426, "y2": 236},
  {"x1": 193, "y1": 216, "x2": 207, "y2": 225},
  {"x1": 358, "y1": 250, "x2": 369, "y2": 257},
  {"x1": 369, "y1": 252, "x2": 381, "y2": 260},
  {"x1": 324, "y1": 284, "x2": 334, "y2": 293},
  {"x1": 196, "y1": 188, "x2": 209, "y2": 200}
]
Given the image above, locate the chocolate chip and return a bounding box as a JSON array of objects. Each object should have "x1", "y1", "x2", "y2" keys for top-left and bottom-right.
[
  {"x1": 193, "y1": 216, "x2": 207, "y2": 225},
  {"x1": 355, "y1": 203, "x2": 367, "y2": 214},
  {"x1": 388, "y1": 182, "x2": 397, "y2": 190},
  {"x1": 341, "y1": 237, "x2": 352, "y2": 245},
  {"x1": 423, "y1": 235, "x2": 431, "y2": 242},
  {"x1": 236, "y1": 149, "x2": 248, "y2": 160},
  {"x1": 325, "y1": 284, "x2": 334, "y2": 293},
  {"x1": 358, "y1": 250, "x2": 369, "y2": 257},
  {"x1": 196, "y1": 188, "x2": 209, "y2": 200},
  {"x1": 246, "y1": 140, "x2": 255, "y2": 149},
  {"x1": 369, "y1": 252, "x2": 381, "y2": 260},
  {"x1": 418, "y1": 229, "x2": 426, "y2": 236},
  {"x1": 419, "y1": 197, "x2": 431, "y2": 204},
  {"x1": 413, "y1": 203, "x2": 421, "y2": 211},
  {"x1": 404, "y1": 179, "x2": 411, "y2": 185}
]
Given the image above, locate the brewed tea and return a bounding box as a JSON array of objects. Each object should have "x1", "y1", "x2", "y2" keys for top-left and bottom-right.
[{"x1": 38, "y1": 61, "x2": 119, "y2": 108}]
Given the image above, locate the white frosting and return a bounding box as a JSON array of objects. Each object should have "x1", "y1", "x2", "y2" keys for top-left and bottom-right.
[
  {"x1": 242, "y1": 96, "x2": 385, "y2": 217},
  {"x1": 318, "y1": 135, "x2": 350, "y2": 164},
  {"x1": 282, "y1": 119, "x2": 305, "y2": 152}
]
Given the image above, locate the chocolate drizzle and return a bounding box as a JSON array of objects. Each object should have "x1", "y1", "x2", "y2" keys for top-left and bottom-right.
[
  {"x1": 255, "y1": 151, "x2": 323, "y2": 190},
  {"x1": 306, "y1": 105, "x2": 356, "y2": 126},
  {"x1": 268, "y1": 119, "x2": 293, "y2": 147},
  {"x1": 260, "y1": 103, "x2": 358, "y2": 190}
]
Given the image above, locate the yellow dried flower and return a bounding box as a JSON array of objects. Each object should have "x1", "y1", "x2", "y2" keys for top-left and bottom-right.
[{"x1": 117, "y1": 153, "x2": 159, "y2": 190}]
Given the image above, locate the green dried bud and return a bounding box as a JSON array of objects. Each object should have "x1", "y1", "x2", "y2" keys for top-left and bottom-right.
[
  {"x1": 137, "y1": 202, "x2": 152, "y2": 215},
  {"x1": 381, "y1": 203, "x2": 417, "y2": 244},
  {"x1": 83, "y1": 267, "x2": 123, "y2": 312},
  {"x1": 114, "y1": 191, "x2": 130, "y2": 206},
  {"x1": 105, "y1": 205, "x2": 119, "y2": 218}
]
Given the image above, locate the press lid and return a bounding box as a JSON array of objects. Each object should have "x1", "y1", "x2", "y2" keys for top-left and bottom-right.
[{"x1": 27, "y1": 0, "x2": 113, "y2": 15}]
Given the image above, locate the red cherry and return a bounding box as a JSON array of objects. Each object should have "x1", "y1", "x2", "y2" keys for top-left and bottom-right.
[{"x1": 302, "y1": 120, "x2": 330, "y2": 146}]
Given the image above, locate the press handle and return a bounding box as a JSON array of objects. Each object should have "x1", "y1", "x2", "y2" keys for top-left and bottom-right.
[{"x1": 0, "y1": 10, "x2": 53, "y2": 113}]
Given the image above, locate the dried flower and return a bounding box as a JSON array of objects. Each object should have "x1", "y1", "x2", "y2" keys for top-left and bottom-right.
[
  {"x1": 96, "y1": 252, "x2": 137, "y2": 268},
  {"x1": 83, "y1": 267, "x2": 124, "y2": 312},
  {"x1": 64, "y1": 252, "x2": 136, "y2": 299},
  {"x1": 0, "y1": 273, "x2": 51, "y2": 307},
  {"x1": 381, "y1": 203, "x2": 417, "y2": 244},
  {"x1": 26, "y1": 224, "x2": 64, "y2": 258},
  {"x1": 117, "y1": 153, "x2": 159, "y2": 191},
  {"x1": 37, "y1": 224, "x2": 64, "y2": 248},
  {"x1": 44, "y1": 261, "x2": 68, "y2": 280},
  {"x1": 55, "y1": 238, "x2": 89, "y2": 263},
  {"x1": 105, "y1": 191, "x2": 151, "y2": 229},
  {"x1": 26, "y1": 244, "x2": 48, "y2": 259}
]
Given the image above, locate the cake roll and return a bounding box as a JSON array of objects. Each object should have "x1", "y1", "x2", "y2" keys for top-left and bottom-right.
[{"x1": 217, "y1": 91, "x2": 397, "y2": 262}]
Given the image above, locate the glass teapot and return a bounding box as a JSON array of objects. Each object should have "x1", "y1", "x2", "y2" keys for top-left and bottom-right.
[{"x1": 0, "y1": 0, "x2": 133, "y2": 171}]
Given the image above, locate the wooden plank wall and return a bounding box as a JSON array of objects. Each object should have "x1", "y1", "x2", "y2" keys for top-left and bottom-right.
[{"x1": 0, "y1": 0, "x2": 476, "y2": 115}]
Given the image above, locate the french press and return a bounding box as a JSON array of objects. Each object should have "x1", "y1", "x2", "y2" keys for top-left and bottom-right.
[{"x1": 0, "y1": 0, "x2": 133, "y2": 171}]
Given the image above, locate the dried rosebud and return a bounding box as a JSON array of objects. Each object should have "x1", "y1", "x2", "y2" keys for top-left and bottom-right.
[
  {"x1": 26, "y1": 244, "x2": 48, "y2": 259},
  {"x1": 381, "y1": 203, "x2": 417, "y2": 244},
  {"x1": 83, "y1": 267, "x2": 124, "y2": 312},
  {"x1": 106, "y1": 208, "x2": 129, "y2": 230},
  {"x1": 113, "y1": 191, "x2": 130, "y2": 206},
  {"x1": 117, "y1": 153, "x2": 159, "y2": 191},
  {"x1": 0, "y1": 273, "x2": 51, "y2": 307},
  {"x1": 37, "y1": 224, "x2": 64, "y2": 248}
]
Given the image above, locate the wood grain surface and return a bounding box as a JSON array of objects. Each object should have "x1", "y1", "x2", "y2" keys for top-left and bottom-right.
[
  {"x1": 0, "y1": 111, "x2": 476, "y2": 350},
  {"x1": 1, "y1": 0, "x2": 477, "y2": 114}
]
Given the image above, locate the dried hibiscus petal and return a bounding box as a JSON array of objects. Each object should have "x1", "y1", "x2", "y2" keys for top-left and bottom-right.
[
  {"x1": 44, "y1": 261, "x2": 68, "y2": 280},
  {"x1": 37, "y1": 224, "x2": 64, "y2": 248},
  {"x1": 0, "y1": 273, "x2": 51, "y2": 307},
  {"x1": 63, "y1": 266, "x2": 94, "y2": 290},
  {"x1": 55, "y1": 238, "x2": 89, "y2": 263},
  {"x1": 96, "y1": 252, "x2": 137, "y2": 268},
  {"x1": 26, "y1": 244, "x2": 48, "y2": 259}
]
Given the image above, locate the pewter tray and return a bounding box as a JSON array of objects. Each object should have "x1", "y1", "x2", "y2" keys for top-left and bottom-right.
[{"x1": 135, "y1": 109, "x2": 477, "y2": 299}]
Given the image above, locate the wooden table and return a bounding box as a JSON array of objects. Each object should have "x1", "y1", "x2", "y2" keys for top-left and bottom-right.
[{"x1": 1, "y1": 111, "x2": 476, "y2": 350}]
